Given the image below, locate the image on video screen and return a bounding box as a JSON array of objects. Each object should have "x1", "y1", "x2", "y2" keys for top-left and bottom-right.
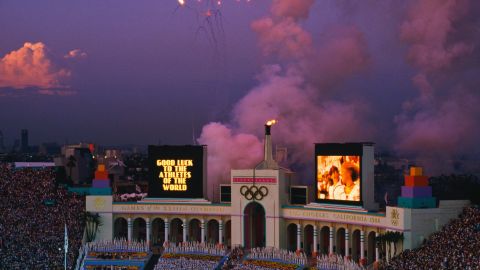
[{"x1": 316, "y1": 155, "x2": 361, "y2": 202}]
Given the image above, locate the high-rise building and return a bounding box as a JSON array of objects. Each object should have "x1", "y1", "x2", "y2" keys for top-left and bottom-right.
[{"x1": 21, "y1": 129, "x2": 29, "y2": 153}]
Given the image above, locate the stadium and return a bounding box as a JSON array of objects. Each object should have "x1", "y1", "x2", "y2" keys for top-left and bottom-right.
[
  {"x1": 1, "y1": 122, "x2": 478, "y2": 270},
  {"x1": 75, "y1": 122, "x2": 471, "y2": 269}
]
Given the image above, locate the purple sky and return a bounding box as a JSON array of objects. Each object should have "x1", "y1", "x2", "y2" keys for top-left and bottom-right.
[
  {"x1": 1, "y1": 0, "x2": 479, "y2": 175},
  {"x1": 0, "y1": 0, "x2": 269, "y2": 145},
  {"x1": 0, "y1": 0, "x2": 409, "y2": 145}
]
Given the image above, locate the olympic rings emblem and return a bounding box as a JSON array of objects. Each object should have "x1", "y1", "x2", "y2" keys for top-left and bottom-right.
[{"x1": 240, "y1": 185, "x2": 269, "y2": 201}]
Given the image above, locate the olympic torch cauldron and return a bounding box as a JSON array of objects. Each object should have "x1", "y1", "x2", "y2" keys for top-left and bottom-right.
[
  {"x1": 240, "y1": 120, "x2": 280, "y2": 201},
  {"x1": 256, "y1": 119, "x2": 279, "y2": 170}
]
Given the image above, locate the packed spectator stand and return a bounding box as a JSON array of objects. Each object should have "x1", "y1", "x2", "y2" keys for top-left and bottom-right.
[
  {"x1": 77, "y1": 239, "x2": 150, "y2": 270},
  {"x1": 155, "y1": 241, "x2": 227, "y2": 269},
  {"x1": 155, "y1": 257, "x2": 219, "y2": 270},
  {"x1": 0, "y1": 164, "x2": 85, "y2": 269},
  {"x1": 162, "y1": 241, "x2": 227, "y2": 256},
  {"x1": 86, "y1": 239, "x2": 149, "y2": 253},
  {"x1": 224, "y1": 247, "x2": 306, "y2": 270},
  {"x1": 2, "y1": 161, "x2": 479, "y2": 270},
  {"x1": 386, "y1": 206, "x2": 480, "y2": 270},
  {"x1": 221, "y1": 247, "x2": 245, "y2": 269},
  {"x1": 316, "y1": 254, "x2": 365, "y2": 270},
  {"x1": 249, "y1": 247, "x2": 307, "y2": 265}
]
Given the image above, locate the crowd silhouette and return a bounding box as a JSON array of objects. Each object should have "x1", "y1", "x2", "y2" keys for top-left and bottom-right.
[
  {"x1": 0, "y1": 164, "x2": 85, "y2": 269},
  {"x1": 386, "y1": 206, "x2": 480, "y2": 269}
]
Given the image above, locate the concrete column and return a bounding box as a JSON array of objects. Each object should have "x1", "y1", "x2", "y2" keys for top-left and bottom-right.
[
  {"x1": 296, "y1": 224, "x2": 301, "y2": 252},
  {"x1": 345, "y1": 228, "x2": 350, "y2": 257},
  {"x1": 146, "y1": 218, "x2": 151, "y2": 245},
  {"x1": 200, "y1": 219, "x2": 205, "y2": 243},
  {"x1": 164, "y1": 218, "x2": 169, "y2": 244},
  {"x1": 360, "y1": 230, "x2": 365, "y2": 262},
  {"x1": 329, "y1": 226, "x2": 334, "y2": 255},
  {"x1": 219, "y1": 220, "x2": 224, "y2": 245},
  {"x1": 313, "y1": 225, "x2": 318, "y2": 256},
  {"x1": 127, "y1": 218, "x2": 132, "y2": 242},
  {"x1": 182, "y1": 218, "x2": 188, "y2": 242},
  {"x1": 375, "y1": 232, "x2": 379, "y2": 262}
]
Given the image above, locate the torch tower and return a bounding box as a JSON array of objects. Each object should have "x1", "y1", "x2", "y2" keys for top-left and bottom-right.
[{"x1": 230, "y1": 120, "x2": 292, "y2": 249}]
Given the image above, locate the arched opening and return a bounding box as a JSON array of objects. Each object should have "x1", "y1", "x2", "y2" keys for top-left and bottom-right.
[
  {"x1": 207, "y1": 219, "x2": 219, "y2": 244},
  {"x1": 189, "y1": 219, "x2": 201, "y2": 242},
  {"x1": 352, "y1": 230, "x2": 361, "y2": 262},
  {"x1": 225, "y1": 220, "x2": 232, "y2": 248},
  {"x1": 132, "y1": 218, "x2": 146, "y2": 241},
  {"x1": 367, "y1": 231, "x2": 376, "y2": 264},
  {"x1": 320, "y1": 226, "x2": 330, "y2": 254},
  {"x1": 286, "y1": 223, "x2": 297, "y2": 252},
  {"x1": 243, "y1": 202, "x2": 266, "y2": 249},
  {"x1": 336, "y1": 228, "x2": 346, "y2": 256},
  {"x1": 113, "y1": 217, "x2": 128, "y2": 239},
  {"x1": 152, "y1": 218, "x2": 165, "y2": 245},
  {"x1": 170, "y1": 218, "x2": 183, "y2": 244},
  {"x1": 304, "y1": 225, "x2": 314, "y2": 256}
]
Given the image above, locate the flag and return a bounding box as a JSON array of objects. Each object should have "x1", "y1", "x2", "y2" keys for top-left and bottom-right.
[
  {"x1": 64, "y1": 224, "x2": 68, "y2": 251},
  {"x1": 135, "y1": 184, "x2": 141, "y2": 193},
  {"x1": 64, "y1": 223, "x2": 68, "y2": 269},
  {"x1": 384, "y1": 192, "x2": 389, "y2": 206}
]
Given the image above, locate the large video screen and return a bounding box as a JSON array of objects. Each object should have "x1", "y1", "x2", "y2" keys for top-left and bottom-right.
[
  {"x1": 315, "y1": 143, "x2": 362, "y2": 204},
  {"x1": 148, "y1": 145, "x2": 204, "y2": 198}
]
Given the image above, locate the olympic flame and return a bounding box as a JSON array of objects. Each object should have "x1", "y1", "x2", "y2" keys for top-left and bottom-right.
[
  {"x1": 178, "y1": 0, "x2": 185, "y2": 6},
  {"x1": 266, "y1": 119, "x2": 277, "y2": 126}
]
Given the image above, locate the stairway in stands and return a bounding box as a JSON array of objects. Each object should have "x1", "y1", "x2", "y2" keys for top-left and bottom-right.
[{"x1": 144, "y1": 254, "x2": 160, "y2": 270}]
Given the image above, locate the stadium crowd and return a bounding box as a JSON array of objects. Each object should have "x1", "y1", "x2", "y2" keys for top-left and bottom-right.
[
  {"x1": 0, "y1": 164, "x2": 85, "y2": 269},
  {"x1": 249, "y1": 247, "x2": 307, "y2": 266},
  {"x1": 163, "y1": 241, "x2": 227, "y2": 256},
  {"x1": 154, "y1": 257, "x2": 218, "y2": 270},
  {"x1": 316, "y1": 254, "x2": 365, "y2": 270},
  {"x1": 86, "y1": 239, "x2": 149, "y2": 253},
  {"x1": 153, "y1": 241, "x2": 227, "y2": 269},
  {"x1": 221, "y1": 247, "x2": 245, "y2": 269},
  {"x1": 225, "y1": 247, "x2": 306, "y2": 270},
  {"x1": 386, "y1": 206, "x2": 480, "y2": 269}
]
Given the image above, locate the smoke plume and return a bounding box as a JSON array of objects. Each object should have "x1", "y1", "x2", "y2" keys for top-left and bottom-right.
[
  {"x1": 198, "y1": 0, "x2": 371, "y2": 197},
  {"x1": 395, "y1": 0, "x2": 480, "y2": 173}
]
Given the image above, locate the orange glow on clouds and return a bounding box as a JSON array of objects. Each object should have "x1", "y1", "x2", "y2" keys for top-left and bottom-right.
[{"x1": 0, "y1": 42, "x2": 70, "y2": 90}]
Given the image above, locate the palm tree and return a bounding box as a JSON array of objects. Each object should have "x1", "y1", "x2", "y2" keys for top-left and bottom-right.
[
  {"x1": 384, "y1": 231, "x2": 393, "y2": 260},
  {"x1": 375, "y1": 234, "x2": 385, "y2": 261},
  {"x1": 381, "y1": 231, "x2": 403, "y2": 260},
  {"x1": 85, "y1": 212, "x2": 103, "y2": 242},
  {"x1": 66, "y1": 155, "x2": 76, "y2": 184},
  {"x1": 391, "y1": 231, "x2": 404, "y2": 256}
]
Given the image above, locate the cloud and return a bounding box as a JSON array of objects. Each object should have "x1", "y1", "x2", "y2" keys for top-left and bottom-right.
[
  {"x1": 232, "y1": 66, "x2": 371, "y2": 166},
  {"x1": 0, "y1": 42, "x2": 71, "y2": 92},
  {"x1": 198, "y1": 1, "x2": 372, "y2": 191},
  {"x1": 305, "y1": 25, "x2": 369, "y2": 90},
  {"x1": 64, "y1": 49, "x2": 87, "y2": 59},
  {"x1": 395, "y1": 0, "x2": 480, "y2": 173},
  {"x1": 400, "y1": 0, "x2": 474, "y2": 73},
  {"x1": 250, "y1": 0, "x2": 315, "y2": 62},
  {"x1": 396, "y1": 88, "x2": 479, "y2": 154},
  {"x1": 251, "y1": 17, "x2": 313, "y2": 60},
  {"x1": 270, "y1": 0, "x2": 315, "y2": 21},
  {"x1": 251, "y1": 1, "x2": 369, "y2": 90},
  {"x1": 197, "y1": 122, "x2": 263, "y2": 200}
]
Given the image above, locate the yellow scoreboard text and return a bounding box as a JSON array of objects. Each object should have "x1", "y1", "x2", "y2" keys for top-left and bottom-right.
[{"x1": 156, "y1": 159, "x2": 193, "y2": 191}]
